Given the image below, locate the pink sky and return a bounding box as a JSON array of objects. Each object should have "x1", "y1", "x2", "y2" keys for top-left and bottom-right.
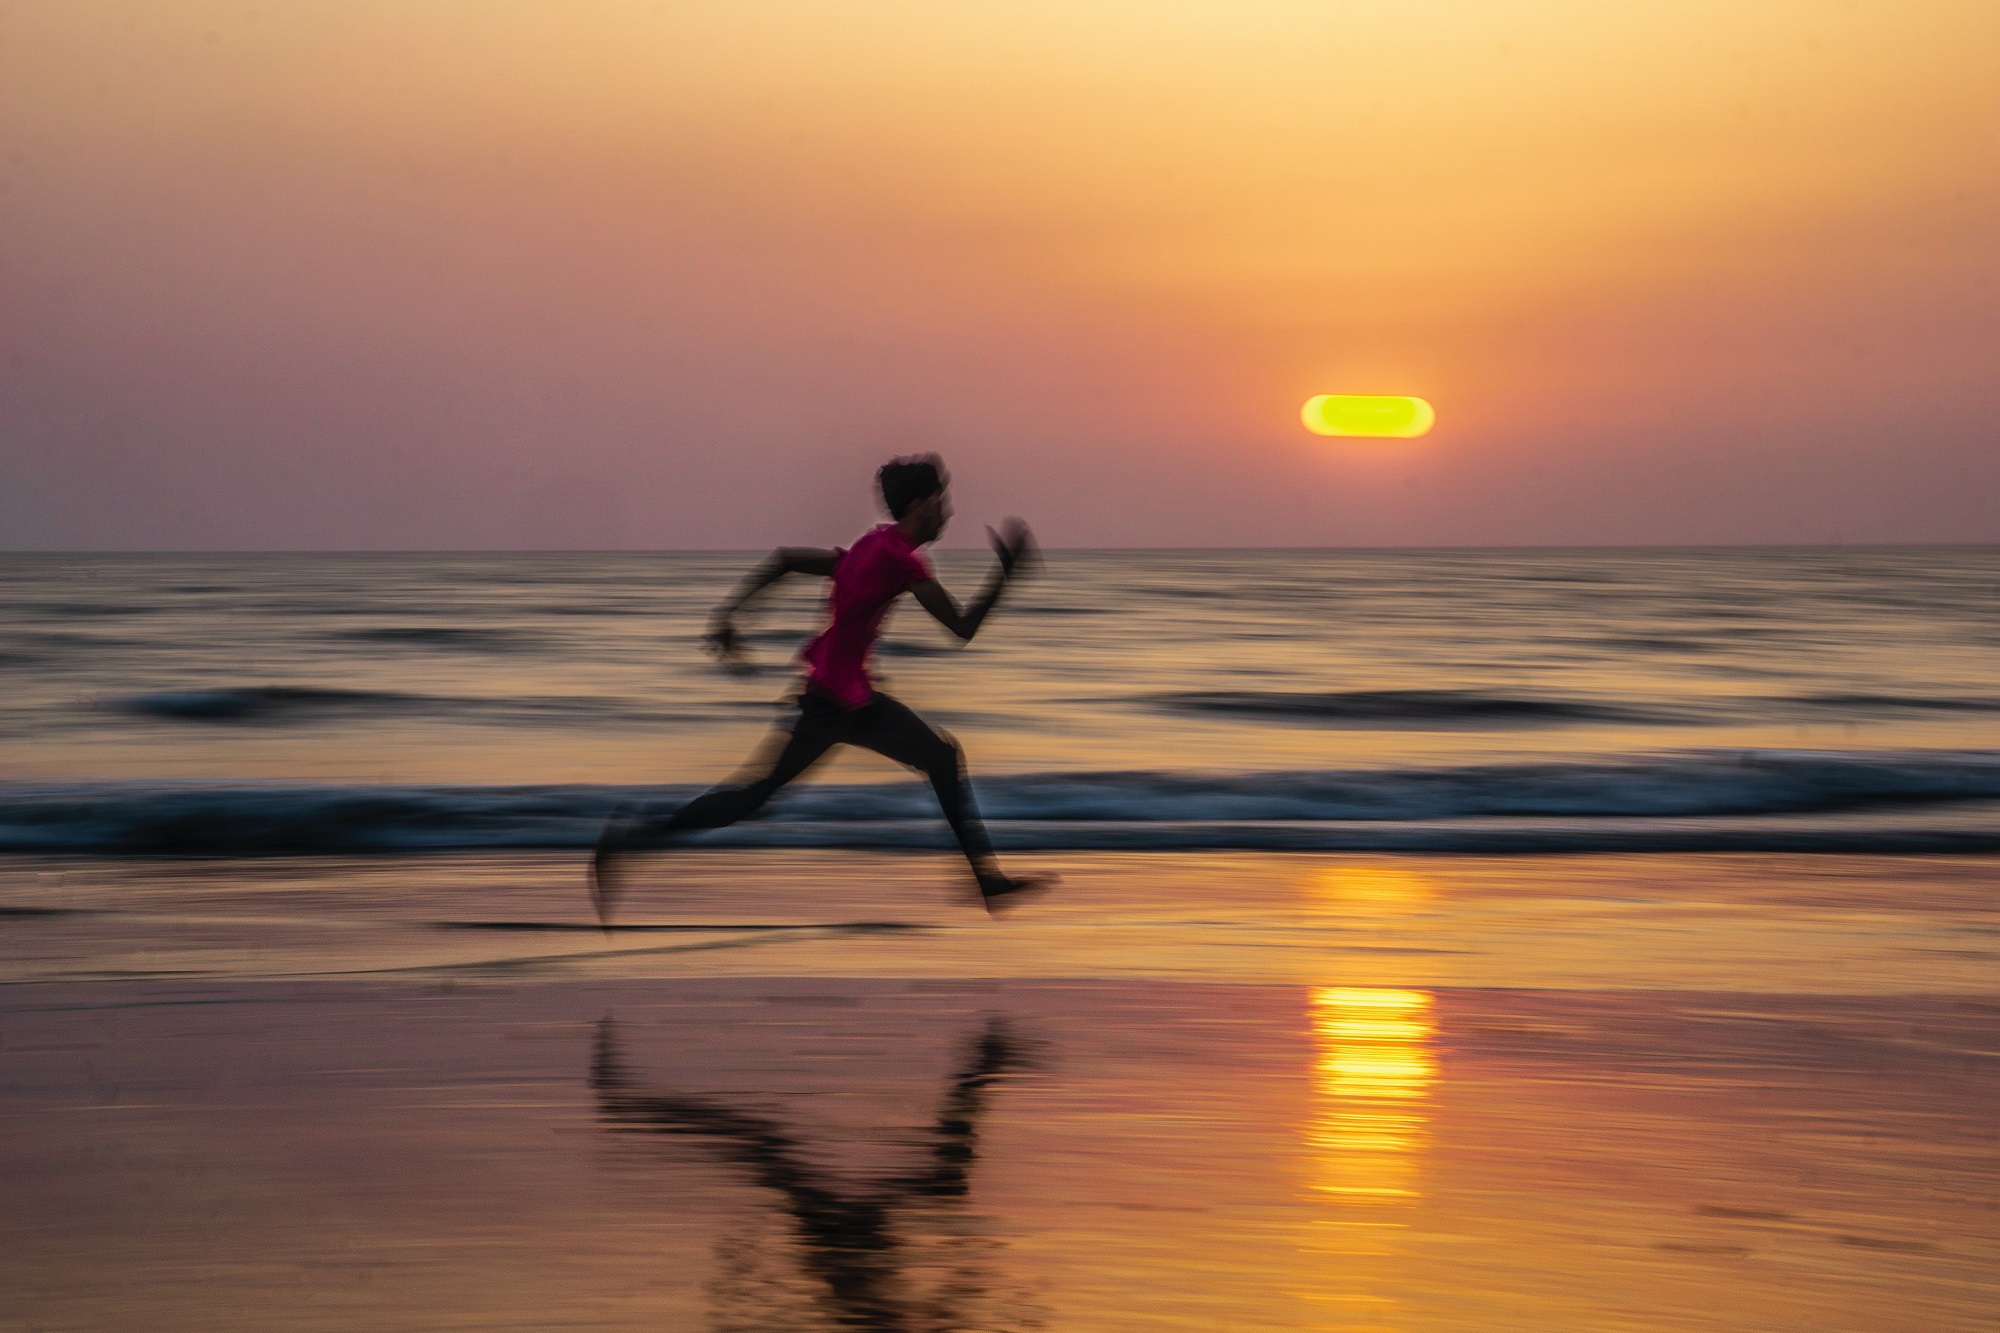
[{"x1": 2, "y1": 1, "x2": 1996, "y2": 550}]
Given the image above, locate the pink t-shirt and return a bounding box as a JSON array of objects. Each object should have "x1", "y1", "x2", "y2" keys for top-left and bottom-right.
[{"x1": 800, "y1": 524, "x2": 933, "y2": 708}]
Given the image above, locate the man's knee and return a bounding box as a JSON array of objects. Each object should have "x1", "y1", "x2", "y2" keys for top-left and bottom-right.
[
  {"x1": 674, "y1": 781, "x2": 771, "y2": 830},
  {"x1": 731, "y1": 779, "x2": 783, "y2": 816},
  {"x1": 920, "y1": 733, "x2": 965, "y2": 778}
]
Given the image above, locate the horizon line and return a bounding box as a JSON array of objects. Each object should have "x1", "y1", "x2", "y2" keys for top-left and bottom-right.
[{"x1": 3, "y1": 540, "x2": 1995, "y2": 557}]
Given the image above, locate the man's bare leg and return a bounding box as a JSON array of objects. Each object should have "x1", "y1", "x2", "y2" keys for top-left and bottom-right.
[
  {"x1": 590, "y1": 714, "x2": 841, "y2": 926},
  {"x1": 846, "y1": 693, "x2": 1056, "y2": 912}
]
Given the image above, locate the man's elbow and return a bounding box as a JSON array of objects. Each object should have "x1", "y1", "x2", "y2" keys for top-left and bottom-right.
[
  {"x1": 927, "y1": 607, "x2": 977, "y2": 642},
  {"x1": 775, "y1": 547, "x2": 825, "y2": 575}
]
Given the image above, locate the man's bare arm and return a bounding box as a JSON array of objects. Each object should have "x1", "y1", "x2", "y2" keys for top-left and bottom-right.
[
  {"x1": 910, "y1": 519, "x2": 1035, "y2": 643},
  {"x1": 910, "y1": 577, "x2": 1003, "y2": 643},
  {"x1": 705, "y1": 547, "x2": 838, "y2": 664}
]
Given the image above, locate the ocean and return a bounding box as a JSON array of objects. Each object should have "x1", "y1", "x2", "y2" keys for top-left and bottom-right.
[{"x1": 4, "y1": 546, "x2": 1998, "y2": 856}]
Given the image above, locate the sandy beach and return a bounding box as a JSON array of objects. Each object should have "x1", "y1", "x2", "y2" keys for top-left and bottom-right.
[{"x1": 4, "y1": 849, "x2": 1996, "y2": 1331}]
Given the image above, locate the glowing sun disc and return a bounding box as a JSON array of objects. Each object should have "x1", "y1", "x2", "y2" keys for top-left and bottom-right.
[{"x1": 1302, "y1": 395, "x2": 1436, "y2": 438}]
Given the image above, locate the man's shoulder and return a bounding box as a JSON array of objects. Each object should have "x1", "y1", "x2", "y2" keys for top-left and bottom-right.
[
  {"x1": 852, "y1": 523, "x2": 921, "y2": 558},
  {"x1": 847, "y1": 524, "x2": 930, "y2": 580},
  {"x1": 848, "y1": 522, "x2": 896, "y2": 547}
]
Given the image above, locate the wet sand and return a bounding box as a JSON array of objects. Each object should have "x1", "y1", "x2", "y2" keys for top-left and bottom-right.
[
  {"x1": 5, "y1": 850, "x2": 1998, "y2": 992},
  {"x1": 3, "y1": 852, "x2": 1998, "y2": 1330}
]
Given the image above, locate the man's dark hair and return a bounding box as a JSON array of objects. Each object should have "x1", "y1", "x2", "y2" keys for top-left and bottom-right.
[{"x1": 878, "y1": 454, "x2": 948, "y2": 520}]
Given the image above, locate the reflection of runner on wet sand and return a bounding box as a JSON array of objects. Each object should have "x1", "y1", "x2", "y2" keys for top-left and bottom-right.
[
  {"x1": 590, "y1": 1015, "x2": 1039, "y2": 1332},
  {"x1": 591, "y1": 454, "x2": 1054, "y2": 924}
]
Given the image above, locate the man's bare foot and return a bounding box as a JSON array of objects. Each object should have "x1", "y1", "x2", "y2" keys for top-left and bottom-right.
[
  {"x1": 977, "y1": 870, "x2": 1057, "y2": 916},
  {"x1": 589, "y1": 816, "x2": 638, "y2": 928}
]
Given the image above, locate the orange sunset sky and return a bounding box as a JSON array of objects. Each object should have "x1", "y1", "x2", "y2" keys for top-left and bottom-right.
[{"x1": 2, "y1": 1, "x2": 1995, "y2": 549}]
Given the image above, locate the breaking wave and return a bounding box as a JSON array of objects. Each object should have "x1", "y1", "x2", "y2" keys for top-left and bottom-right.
[{"x1": 4, "y1": 750, "x2": 1998, "y2": 855}]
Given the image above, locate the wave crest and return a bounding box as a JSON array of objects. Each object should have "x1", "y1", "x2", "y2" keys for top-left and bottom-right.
[
  {"x1": 4, "y1": 750, "x2": 1998, "y2": 855},
  {"x1": 110, "y1": 686, "x2": 639, "y2": 726},
  {"x1": 1146, "y1": 688, "x2": 1683, "y2": 727}
]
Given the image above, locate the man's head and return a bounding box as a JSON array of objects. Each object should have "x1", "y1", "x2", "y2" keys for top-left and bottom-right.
[{"x1": 878, "y1": 454, "x2": 951, "y2": 543}]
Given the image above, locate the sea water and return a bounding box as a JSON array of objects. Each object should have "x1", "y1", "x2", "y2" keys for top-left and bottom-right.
[{"x1": 3, "y1": 546, "x2": 1998, "y2": 854}]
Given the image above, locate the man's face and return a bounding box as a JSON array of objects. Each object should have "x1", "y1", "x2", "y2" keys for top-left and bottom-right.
[{"x1": 908, "y1": 489, "x2": 952, "y2": 544}]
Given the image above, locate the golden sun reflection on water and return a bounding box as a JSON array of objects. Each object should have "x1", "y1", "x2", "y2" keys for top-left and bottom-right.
[
  {"x1": 1313, "y1": 865, "x2": 1435, "y2": 912},
  {"x1": 1308, "y1": 988, "x2": 1437, "y2": 1201},
  {"x1": 1298, "y1": 986, "x2": 1438, "y2": 1329}
]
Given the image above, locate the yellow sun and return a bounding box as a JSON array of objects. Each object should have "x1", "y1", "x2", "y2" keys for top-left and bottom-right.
[{"x1": 1302, "y1": 395, "x2": 1436, "y2": 438}]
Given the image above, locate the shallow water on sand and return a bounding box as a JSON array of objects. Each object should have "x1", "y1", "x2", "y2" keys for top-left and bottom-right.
[
  {"x1": 4, "y1": 851, "x2": 1997, "y2": 1329},
  {"x1": 4, "y1": 851, "x2": 1998, "y2": 993},
  {"x1": 4, "y1": 975, "x2": 1995, "y2": 1332}
]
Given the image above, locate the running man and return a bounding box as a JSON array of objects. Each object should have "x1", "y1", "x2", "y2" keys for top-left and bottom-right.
[{"x1": 590, "y1": 455, "x2": 1053, "y2": 922}]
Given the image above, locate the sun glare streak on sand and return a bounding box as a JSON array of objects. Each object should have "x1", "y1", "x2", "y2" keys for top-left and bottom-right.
[
  {"x1": 1298, "y1": 874, "x2": 1434, "y2": 1326},
  {"x1": 1315, "y1": 865, "x2": 1436, "y2": 910},
  {"x1": 1308, "y1": 988, "x2": 1437, "y2": 1201},
  {"x1": 1299, "y1": 986, "x2": 1438, "y2": 1330}
]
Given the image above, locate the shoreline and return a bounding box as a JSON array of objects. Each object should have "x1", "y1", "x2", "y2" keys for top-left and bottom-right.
[{"x1": 3, "y1": 849, "x2": 1996, "y2": 993}]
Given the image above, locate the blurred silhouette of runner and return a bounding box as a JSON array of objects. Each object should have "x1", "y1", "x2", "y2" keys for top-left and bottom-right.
[
  {"x1": 591, "y1": 455, "x2": 1054, "y2": 923},
  {"x1": 590, "y1": 1014, "x2": 1037, "y2": 1329}
]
